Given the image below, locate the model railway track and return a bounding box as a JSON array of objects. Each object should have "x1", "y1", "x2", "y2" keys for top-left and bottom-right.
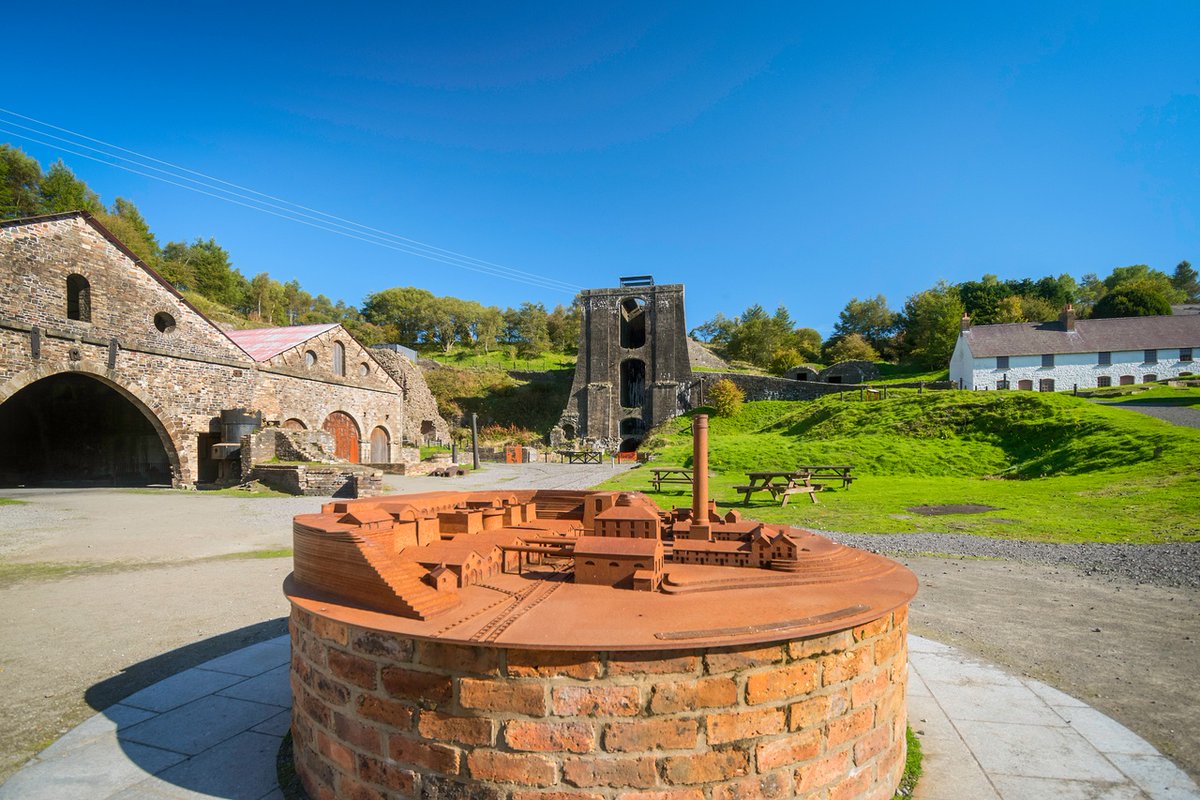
[{"x1": 473, "y1": 581, "x2": 564, "y2": 643}]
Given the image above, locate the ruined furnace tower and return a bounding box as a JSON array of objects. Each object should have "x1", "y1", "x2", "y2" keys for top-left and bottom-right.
[{"x1": 553, "y1": 276, "x2": 693, "y2": 452}]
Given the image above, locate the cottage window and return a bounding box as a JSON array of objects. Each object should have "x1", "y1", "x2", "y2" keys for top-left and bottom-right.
[
  {"x1": 1039, "y1": 378, "x2": 1055, "y2": 392},
  {"x1": 1097, "y1": 376, "x2": 1112, "y2": 388},
  {"x1": 995, "y1": 379, "x2": 1008, "y2": 390},
  {"x1": 333, "y1": 342, "x2": 346, "y2": 376},
  {"x1": 1018, "y1": 379, "x2": 1033, "y2": 391},
  {"x1": 1098, "y1": 351, "x2": 1111, "y2": 366},
  {"x1": 996, "y1": 356, "x2": 1009, "y2": 370},
  {"x1": 1041, "y1": 354, "x2": 1054, "y2": 368},
  {"x1": 66, "y1": 274, "x2": 91, "y2": 322},
  {"x1": 1143, "y1": 374, "x2": 1157, "y2": 383},
  {"x1": 1144, "y1": 349, "x2": 1157, "y2": 364},
  {"x1": 1181, "y1": 347, "x2": 1193, "y2": 363},
  {"x1": 1119, "y1": 375, "x2": 1134, "y2": 385}
]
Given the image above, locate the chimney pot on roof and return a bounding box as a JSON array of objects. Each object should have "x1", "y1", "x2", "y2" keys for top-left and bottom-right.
[
  {"x1": 1060, "y1": 303, "x2": 1076, "y2": 331},
  {"x1": 960, "y1": 313, "x2": 971, "y2": 332}
]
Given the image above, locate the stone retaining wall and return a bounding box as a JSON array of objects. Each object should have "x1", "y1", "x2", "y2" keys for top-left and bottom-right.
[{"x1": 289, "y1": 604, "x2": 909, "y2": 800}]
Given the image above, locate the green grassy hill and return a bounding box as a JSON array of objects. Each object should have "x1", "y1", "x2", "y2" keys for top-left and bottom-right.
[
  {"x1": 422, "y1": 362, "x2": 573, "y2": 442},
  {"x1": 604, "y1": 390, "x2": 1200, "y2": 544}
]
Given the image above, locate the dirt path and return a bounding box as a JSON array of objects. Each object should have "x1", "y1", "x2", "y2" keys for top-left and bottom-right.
[{"x1": 1, "y1": 468, "x2": 1196, "y2": 784}]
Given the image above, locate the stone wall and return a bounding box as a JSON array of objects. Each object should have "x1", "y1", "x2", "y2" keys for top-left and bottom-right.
[
  {"x1": 0, "y1": 213, "x2": 424, "y2": 486},
  {"x1": 252, "y1": 464, "x2": 383, "y2": 497},
  {"x1": 371, "y1": 348, "x2": 451, "y2": 445},
  {"x1": 289, "y1": 603, "x2": 909, "y2": 800}
]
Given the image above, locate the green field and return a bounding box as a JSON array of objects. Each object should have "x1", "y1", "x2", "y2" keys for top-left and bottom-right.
[{"x1": 600, "y1": 391, "x2": 1200, "y2": 543}]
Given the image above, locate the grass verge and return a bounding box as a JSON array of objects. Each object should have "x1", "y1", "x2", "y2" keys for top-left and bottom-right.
[
  {"x1": 894, "y1": 726, "x2": 923, "y2": 798},
  {"x1": 0, "y1": 497, "x2": 25, "y2": 505},
  {"x1": 604, "y1": 392, "x2": 1200, "y2": 543},
  {"x1": 0, "y1": 549, "x2": 294, "y2": 589}
]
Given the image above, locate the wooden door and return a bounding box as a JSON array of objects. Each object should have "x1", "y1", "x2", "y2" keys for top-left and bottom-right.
[
  {"x1": 322, "y1": 411, "x2": 360, "y2": 463},
  {"x1": 369, "y1": 426, "x2": 390, "y2": 463}
]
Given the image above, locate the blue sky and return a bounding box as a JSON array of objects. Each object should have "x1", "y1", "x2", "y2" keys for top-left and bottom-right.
[{"x1": 2, "y1": 2, "x2": 1197, "y2": 335}]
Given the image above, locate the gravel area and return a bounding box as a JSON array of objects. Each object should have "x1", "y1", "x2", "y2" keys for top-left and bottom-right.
[
  {"x1": 1094, "y1": 401, "x2": 1200, "y2": 429},
  {"x1": 821, "y1": 531, "x2": 1200, "y2": 589}
]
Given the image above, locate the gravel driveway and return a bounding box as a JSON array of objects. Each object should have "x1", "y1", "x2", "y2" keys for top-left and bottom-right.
[
  {"x1": 1, "y1": 462, "x2": 1197, "y2": 784},
  {"x1": 1095, "y1": 401, "x2": 1200, "y2": 429}
]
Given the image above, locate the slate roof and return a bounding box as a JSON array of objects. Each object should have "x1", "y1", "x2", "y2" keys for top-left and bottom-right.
[
  {"x1": 963, "y1": 315, "x2": 1200, "y2": 358},
  {"x1": 225, "y1": 324, "x2": 340, "y2": 361}
]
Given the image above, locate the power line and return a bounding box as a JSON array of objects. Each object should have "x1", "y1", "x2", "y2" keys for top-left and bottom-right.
[{"x1": 0, "y1": 108, "x2": 583, "y2": 294}]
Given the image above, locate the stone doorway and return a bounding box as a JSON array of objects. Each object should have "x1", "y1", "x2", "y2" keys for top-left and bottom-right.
[
  {"x1": 369, "y1": 426, "x2": 390, "y2": 463},
  {"x1": 322, "y1": 411, "x2": 361, "y2": 463},
  {"x1": 0, "y1": 372, "x2": 174, "y2": 486}
]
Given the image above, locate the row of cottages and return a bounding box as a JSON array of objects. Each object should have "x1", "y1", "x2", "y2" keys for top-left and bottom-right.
[
  {"x1": 950, "y1": 305, "x2": 1200, "y2": 391},
  {"x1": 0, "y1": 212, "x2": 445, "y2": 487},
  {"x1": 672, "y1": 526, "x2": 803, "y2": 569}
]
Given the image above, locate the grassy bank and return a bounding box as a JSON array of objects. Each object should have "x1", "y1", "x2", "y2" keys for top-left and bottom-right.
[{"x1": 601, "y1": 391, "x2": 1200, "y2": 543}]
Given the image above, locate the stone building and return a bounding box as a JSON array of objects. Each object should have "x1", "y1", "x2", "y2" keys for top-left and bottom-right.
[
  {"x1": 950, "y1": 305, "x2": 1200, "y2": 391},
  {"x1": 553, "y1": 276, "x2": 693, "y2": 452},
  {"x1": 0, "y1": 211, "x2": 438, "y2": 487}
]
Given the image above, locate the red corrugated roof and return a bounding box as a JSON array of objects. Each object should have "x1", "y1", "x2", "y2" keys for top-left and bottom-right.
[{"x1": 225, "y1": 324, "x2": 339, "y2": 361}]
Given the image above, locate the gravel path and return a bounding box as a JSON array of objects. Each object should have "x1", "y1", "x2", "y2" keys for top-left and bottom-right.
[
  {"x1": 821, "y1": 531, "x2": 1200, "y2": 589},
  {"x1": 1093, "y1": 401, "x2": 1200, "y2": 429}
]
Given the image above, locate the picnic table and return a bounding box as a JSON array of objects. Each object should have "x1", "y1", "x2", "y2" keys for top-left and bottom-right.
[
  {"x1": 649, "y1": 467, "x2": 693, "y2": 491},
  {"x1": 734, "y1": 471, "x2": 821, "y2": 507},
  {"x1": 793, "y1": 465, "x2": 855, "y2": 489},
  {"x1": 557, "y1": 450, "x2": 603, "y2": 464}
]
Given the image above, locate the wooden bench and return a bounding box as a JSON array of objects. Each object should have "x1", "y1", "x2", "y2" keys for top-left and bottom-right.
[
  {"x1": 650, "y1": 468, "x2": 694, "y2": 492},
  {"x1": 794, "y1": 465, "x2": 855, "y2": 490},
  {"x1": 735, "y1": 473, "x2": 822, "y2": 506}
]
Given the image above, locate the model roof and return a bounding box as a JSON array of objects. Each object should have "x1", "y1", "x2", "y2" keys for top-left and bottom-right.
[
  {"x1": 963, "y1": 314, "x2": 1200, "y2": 357},
  {"x1": 225, "y1": 324, "x2": 341, "y2": 361},
  {"x1": 573, "y1": 536, "x2": 660, "y2": 557}
]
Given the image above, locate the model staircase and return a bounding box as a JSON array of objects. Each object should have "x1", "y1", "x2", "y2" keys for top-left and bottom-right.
[
  {"x1": 530, "y1": 490, "x2": 585, "y2": 519},
  {"x1": 363, "y1": 549, "x2": 462, "y2": 619}
]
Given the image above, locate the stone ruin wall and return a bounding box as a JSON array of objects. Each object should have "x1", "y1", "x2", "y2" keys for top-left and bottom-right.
[
  {"x1": 290, "y1": 604, "x2": 909, "y2": 800},
  {"x1": 371, "y1": 348, "x2": 451, "y2": 445},
  {"x1": 0, "y1": 214, "x2": 436, "y2": 485}
]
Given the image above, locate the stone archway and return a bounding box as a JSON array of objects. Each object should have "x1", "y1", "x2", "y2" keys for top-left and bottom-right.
[
  {"x1": 323, "y1": 411, "x2": 361, "y2": 463},
  {"x1": 0, "y1": 362, "x2": 184, "y2": 486}
]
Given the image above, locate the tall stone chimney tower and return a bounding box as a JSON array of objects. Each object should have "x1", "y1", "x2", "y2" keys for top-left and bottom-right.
[{"x1": 552, "y1": 277, "x2": 693, "y2": 452}]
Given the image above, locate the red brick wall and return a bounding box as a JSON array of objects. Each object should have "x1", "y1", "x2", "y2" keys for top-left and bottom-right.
[{"x1": 290, "y1": 603, "x2": 909, "y2": 800}]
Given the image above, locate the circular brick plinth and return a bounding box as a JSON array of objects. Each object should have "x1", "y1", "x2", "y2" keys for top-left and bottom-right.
[{"x1": 289, "y1": 602, "x2": 909, "y2": 800}]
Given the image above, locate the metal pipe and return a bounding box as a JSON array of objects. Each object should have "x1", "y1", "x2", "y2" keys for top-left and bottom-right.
[{"x1": 471, "y1": 413, "x2": 480, "y2": 470}]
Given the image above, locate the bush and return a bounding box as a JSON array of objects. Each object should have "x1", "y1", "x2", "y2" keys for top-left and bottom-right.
[
  {"x1": 823, "y1": 333, "x2": 880, "y2": 364},
  {"x1": 708, "y1": 379, "x2": 745, "y2": 418}
]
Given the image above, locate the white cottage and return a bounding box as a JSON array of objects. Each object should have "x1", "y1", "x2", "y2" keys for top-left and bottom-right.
[{"x1": 949, "y1": 306, "x2": 1200, "y2": 391}]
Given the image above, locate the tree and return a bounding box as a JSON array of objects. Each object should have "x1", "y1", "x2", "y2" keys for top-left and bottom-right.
[
  {"x1": 475, "y1": 306, "x2": 504, "y2": 353},
  {"x1": 247, "y1": 272, "x2": 287, "y2": 324},
  {"x1": 1075, "y1": 273, "x2": 1106, "y2": 317},
  {"x1": 547, "y1": 301, "x2": 582, "y2": 353},
  {"x1": 0, "y1": 145, "x2": 42, "y2": 218},
  {"x1": 1103, "y1": 264, "x2": 1183, "y2": 303},
  {"x1": 362, "y1": 286, "x2": 438, "y2": 346},
  {"x1": 38, "y1": 160, "x2": 101, "y2": 214},
  {"x1": 708, "y1": 379, "x2": 744, "y2": 418},
  {"x1": 958, "y1": 276, "x2": 1012, "y2": 325},
  {"x1": 1171, "y1": 261, "x2": 1199, "y2": 303},
  {"x1": 899, "y1": 280, "x2": 965, "y2": 369},
  {"x1": 95, "y1": 198, "x2": 160, "y2": 264},
  {"x1": 824, "y1": 333, "x2": 879, "y2": 364},
  {"x1": 830, "y1": 295, "x2": 898, "y2": 355},
  {"x1": 1092, "y1": 284, "x2": 1172, "y2": 318},
  {"x1": 690, "y1": 313, "x2": 737, "y2": 345},
  {"x1": 160, "y1": 238, "x2": 243, "y2": 307},
  {"x1": 504, "y1": 302, "x2": 550, "y2": 356},
  {"x1": 794, "y1": 327, "x2": 822, "y2": 362}
]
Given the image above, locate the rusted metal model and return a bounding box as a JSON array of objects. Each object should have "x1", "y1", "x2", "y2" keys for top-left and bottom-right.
[{"x1": 287, "y1": 415, "x2": 916, "y2": 649}]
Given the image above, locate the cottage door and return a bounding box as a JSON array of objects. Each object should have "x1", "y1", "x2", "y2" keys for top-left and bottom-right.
[{"x1": 322, "y1": 411, "x2": 360, "y2": 463}]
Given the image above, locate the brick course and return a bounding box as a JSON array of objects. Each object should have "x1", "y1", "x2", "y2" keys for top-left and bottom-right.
[{"x1": 290, "y1": 601, "x2": 910, "y2": 800}]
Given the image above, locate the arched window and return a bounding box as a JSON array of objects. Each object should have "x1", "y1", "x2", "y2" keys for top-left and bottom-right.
[
  {"x1": 1143, "y1": 374, "x2": 1157, "y2": 383},
  {"x1": 609, "y1": 562, "x2": 620, "y2": 568},
  {"x1": 66, "y1": 274, "x2": 91, "y2": 322},
  {"x1": 584, "y1": 561, "x2": 595, "y2": 566},
  {"x1": 333, "y1": 342, "x2": 346, "y2": 376},
  {"x1": 619, "y1": 297, "x2": 646, "y2": 348},
  {"x1": 620, "y1": 359, "x2": 646, "y2": 408},
  {"x1": 358, "y1": 362, "x2": 370, "y2": 377},
  {"x1": 304, "y1": 350, "x2": 317, "y2": 367}
]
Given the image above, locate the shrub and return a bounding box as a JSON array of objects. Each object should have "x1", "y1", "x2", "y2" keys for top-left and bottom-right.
[{"x1": 708, "y1": 378, "x2": 745, "y2": 418}]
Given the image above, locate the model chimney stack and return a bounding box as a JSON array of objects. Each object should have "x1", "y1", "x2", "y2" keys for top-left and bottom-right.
[
  {"x1": 1060, "y1": 303, "x2": 1076, "y2": 331},
  {"x1": 691, "y1": 414, "x2": 711, "y2": 540},
  {"x1": 960, "y1": 312, "x2": 972, "y2": 332}
]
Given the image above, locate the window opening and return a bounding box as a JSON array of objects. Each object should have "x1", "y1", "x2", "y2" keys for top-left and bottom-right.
[
  {"x1": 619, "y1": 297, "x2": 646, "y2": 348},
  {"x1": 66, "y1": 274, "x2": 91, "y2": 322}
]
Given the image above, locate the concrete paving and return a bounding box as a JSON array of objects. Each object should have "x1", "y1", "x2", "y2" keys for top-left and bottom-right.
[{"x1": 2, "y1": 634, "x2": 1195, "y2": 800}]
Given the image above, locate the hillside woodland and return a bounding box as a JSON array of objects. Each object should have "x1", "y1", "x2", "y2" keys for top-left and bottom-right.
[{"x1": 3, "y1": 145, "x2": 1195, "y2": 438}]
